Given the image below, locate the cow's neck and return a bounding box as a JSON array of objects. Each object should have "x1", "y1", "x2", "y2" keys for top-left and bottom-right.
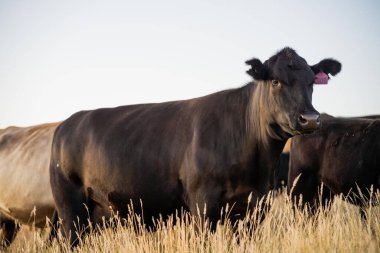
[
  {"x1": 244, "y1": 82, "x2": 288, "y2": 190},
  {"x1": 214, "y1": 81, "x2": 288, "y2": 157},
  {"x1": 245, "y1": 82, "x2": 285, "y2": 146}
]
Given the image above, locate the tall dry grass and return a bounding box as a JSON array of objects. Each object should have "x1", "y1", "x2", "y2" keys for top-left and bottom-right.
[{"x1": 6, "y1": 189, "x2": 380, "y2": 253}]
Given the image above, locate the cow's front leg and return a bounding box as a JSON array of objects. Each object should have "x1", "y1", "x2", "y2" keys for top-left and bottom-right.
[
  {"x1": 288, "y1": 170, "x2": 320, "y2": 215},
  {"x1": 224, "y1": 187, "x2": 266, "y2": 227},
  {"x1": 50, "y1": 165, "x2": 90, "y2": 248},
  {"x1": 187, "y1": 182, "x2": 223, "y2": 231}
]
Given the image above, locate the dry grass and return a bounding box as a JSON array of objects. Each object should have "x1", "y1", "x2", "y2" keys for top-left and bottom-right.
[{"x1": 6, "y1": 190, "x2": 380, "y2": 253}]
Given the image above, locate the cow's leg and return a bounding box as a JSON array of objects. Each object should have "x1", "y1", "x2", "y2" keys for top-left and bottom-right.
[
  {"x1": 187, "y1": 183, "x2": 223, "y2": 231},
  {"x1": 288, "y1": 171, "x2": 319, "y2": 214},
  {"x1": 357, "y1": 188, "x2": 380, "y2": 222},
  {"x1": 224, "y1": 189, "x2": 265, "y2": 226},
  {"x1": 50, "y1": 167, "x2": 89, "y2": 247},
  {"x1": 346, "y1": 191, "x2": 369, "y2": 222},
  {"x1": 47, "y1": 210, "x2": 59, "y2": 245},
  {"x1": 319, "y1": 185, "x2": 334, "y2": 209},
  {"x1": 358, "y1": 205, "x2": 367, "y2": 221},
  {"x1": 0, "y1": 217, "x2": 19, "y2": 248}
]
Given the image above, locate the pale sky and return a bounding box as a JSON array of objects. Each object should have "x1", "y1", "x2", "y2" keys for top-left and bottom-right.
[{"x1": 1, "y1": 0, "x2": 379, "y2": 128}]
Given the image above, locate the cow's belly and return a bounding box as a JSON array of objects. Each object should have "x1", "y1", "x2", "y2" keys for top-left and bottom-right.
[
  {"x1": 0, "y1": 201, "x2": 54, "y2": 227},
  {"x1": 85, "y1": 174, "x2": 186, "y2": 220},
  {"x1": 0, "y1": 162, "x2": 54, "y2": 227},
  {"x1": 321, "y1": 162, "x2": 377, "y2": 195}
]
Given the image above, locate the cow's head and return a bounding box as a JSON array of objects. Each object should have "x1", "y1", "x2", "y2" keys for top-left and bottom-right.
[{"x1": 246, "y1": 47, "x2": 341, "y2": 139}]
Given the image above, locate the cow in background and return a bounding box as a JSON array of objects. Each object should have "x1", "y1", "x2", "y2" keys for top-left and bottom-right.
[
  {"x1": 0, "y1": 122, "x2": 59, "y2": 247},
  {"x1": 288, "y1": 114, "x2": 380, "y2": 217}
]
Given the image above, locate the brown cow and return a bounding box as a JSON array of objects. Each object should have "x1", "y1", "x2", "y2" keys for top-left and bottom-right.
[{"x1": 0, "y1": 122, "x2": 59, "y2": 247}]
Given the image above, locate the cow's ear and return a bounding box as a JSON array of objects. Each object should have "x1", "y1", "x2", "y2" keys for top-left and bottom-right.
[
  {"x1": 245, "y1": 58, "x2": 268, "y2": 80},
  {"x1": 311, "y1": 59, "x2": 342, "y2": 76}
]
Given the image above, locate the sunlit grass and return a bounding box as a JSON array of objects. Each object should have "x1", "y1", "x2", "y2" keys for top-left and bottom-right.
[{"x1": 6, "y1": 190, "x2": 380, "y2": 253}]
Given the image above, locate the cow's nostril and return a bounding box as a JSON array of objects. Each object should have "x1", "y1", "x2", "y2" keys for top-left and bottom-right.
[{"x1": 298, "y1": 115, "x2": 307, "y2": 125}]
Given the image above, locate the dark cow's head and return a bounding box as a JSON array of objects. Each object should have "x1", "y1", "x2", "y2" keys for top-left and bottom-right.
[{"x1": 246, "y1": 47, "x2": 341, "y2": 138}]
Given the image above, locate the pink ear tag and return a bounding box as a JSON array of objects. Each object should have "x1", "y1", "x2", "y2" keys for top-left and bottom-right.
[{"x1": 314, "y1": 71, "x2": 329, "y2": 85}]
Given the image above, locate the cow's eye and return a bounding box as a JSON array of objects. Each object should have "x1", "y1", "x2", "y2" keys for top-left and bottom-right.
[{"x1": 272, "y1": 80, "x2": 280, "y2": 87}]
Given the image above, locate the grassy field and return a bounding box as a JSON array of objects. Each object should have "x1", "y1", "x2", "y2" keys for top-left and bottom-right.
[{"x1": 5, "y1": 189, "x2": 380, "y2": 253}]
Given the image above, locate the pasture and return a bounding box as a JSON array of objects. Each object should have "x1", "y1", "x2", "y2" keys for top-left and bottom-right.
[{"x1": 5, "y1": 190, "x2": 380, "y2": 253}]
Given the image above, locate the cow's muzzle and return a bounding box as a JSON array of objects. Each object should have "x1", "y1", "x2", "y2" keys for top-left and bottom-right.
[{"x1": 297, "y1": 112, "x2": 321, "y2": 132}]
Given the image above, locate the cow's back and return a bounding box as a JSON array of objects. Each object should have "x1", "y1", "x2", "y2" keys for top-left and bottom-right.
[{"x1": 0, "y1": 122, "x2": 58, "y2": 226}]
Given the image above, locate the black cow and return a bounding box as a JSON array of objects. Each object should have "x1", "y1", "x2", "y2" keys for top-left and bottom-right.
[
  {"x1": 49, "y1": 47, "x2": 341, "y2": 246},
  {"x1": 288, "y1": 114, "x2": 380, "y2": 216}
]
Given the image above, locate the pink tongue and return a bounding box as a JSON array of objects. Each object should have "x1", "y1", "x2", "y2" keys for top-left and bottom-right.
[{"x1": 314, "y1": 71, "x2": 329, "y2": 84}]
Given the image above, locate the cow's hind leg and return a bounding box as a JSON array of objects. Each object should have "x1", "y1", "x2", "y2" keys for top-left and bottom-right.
[
  {"x1": 50, "y1": 166, "x2": 90, "y2": 247},
  {"x1": 0, "y1": 217, "x2": 19, "y2": 248}
]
